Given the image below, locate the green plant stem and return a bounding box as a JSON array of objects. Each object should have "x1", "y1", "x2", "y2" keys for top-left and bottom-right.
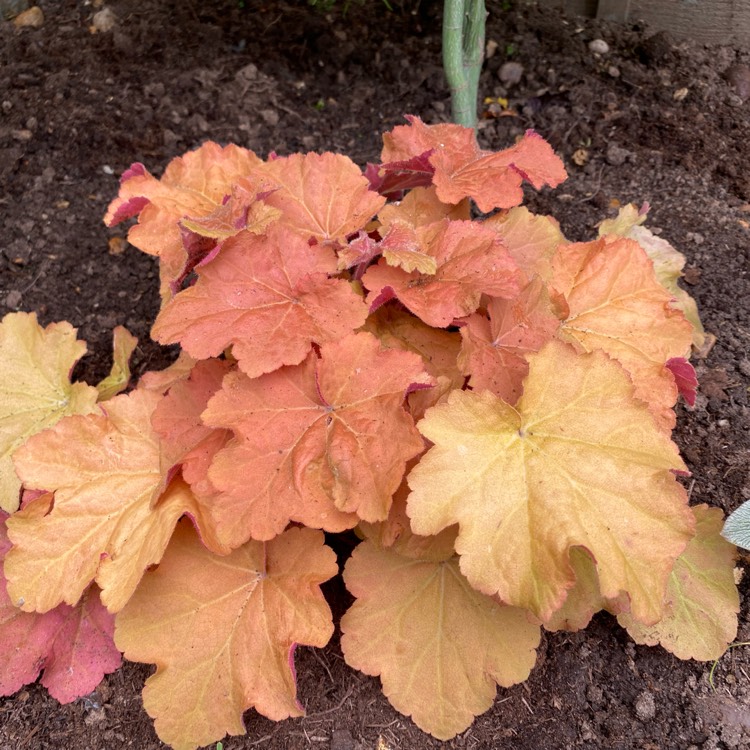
[{"x1": 443, "y1": 0, "x2": 486, "y2": 130}]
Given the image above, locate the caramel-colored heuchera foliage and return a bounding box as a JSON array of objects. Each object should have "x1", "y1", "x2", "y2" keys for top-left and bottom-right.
[{"x1": 0, "y1": 117, "x2": 738, "y2": 750}]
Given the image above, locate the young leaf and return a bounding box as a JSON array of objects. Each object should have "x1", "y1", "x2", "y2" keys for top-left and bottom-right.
[
  {"x1": 95, "y1": 325, "x2": 138, "y2": 401},
  {"x1": 618, "y1": 504, "x2": 739, "y2": 661},
  {"x1": 115, "y1": 522, "x2": 337, "y2": 750},
  {"x1": 483, "y1": 205, "x2": 566, "y2": 283},
  {"x1": 202, "y1": 332, "x2": 432, "y2": 546},
  {"x1": 552, "y1": 237, "x2": 694, "y2": 432},
  {"x1": 152, "y1": 224, "x2": 368, "y2": 379},
  {"x1": 381, "y1": 116, "x2": 567, "y2": 212},
  {"x1": 104, "y1": 143, "x2": 265, "y2": 300},
  {"x1": 341, "y1": 540, "x2": 540, "y2": 740},
  {"x1": 0, "y1": 511, "x2": 121, "y2": 702},
  {"x1": 5, "y1": 390, "x2": 195, "y2": 613},
  {"x1": 0, "y1": 312, "x2": 99, "y2": 513},
  {"x1": 258, "y1": 152, "x2": 386, "y2": 243},
  {"x1": 363, "y1": 219, "x2": 521, "y2": 327},
  {"x1": 407, "y1": 340, "x2": 695, "y2": 624},
  {"x1": 376, "y1": 185, "x2": 470, "y2": 231}
]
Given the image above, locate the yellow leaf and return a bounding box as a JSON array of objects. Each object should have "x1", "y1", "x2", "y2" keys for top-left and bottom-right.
[
  {"x1": 341, "y1": 541, "x2": 539, "y2": 740},
  {"x1": 0, "y1": 313, "x2": 98, "y2": 513},
  {"x1": 96, "y1": 325, "x2": 138, "y2": 401},
  {"x1": 5, "y1": 390, "x2": 191, "y2": 613},
  {"x1": 115, "y1": 523, "x2": 337, "y2": 750},
  {"x1": 407, "y1": 341, "x2": 695, "y2": 624},
  {"x1": 618, "y1": 504, "x2": 739, "y2": 660}
]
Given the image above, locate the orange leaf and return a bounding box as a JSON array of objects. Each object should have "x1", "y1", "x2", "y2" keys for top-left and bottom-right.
[
  {"x1": 362, "y1": 219, "x2": 521, "y2": 327},
  {"x1": 552, "y1": 237, "x2": 694, "y2": 431},
  {"x1": 5, "y1": 390, "x2": 194, "y2": 612},
  {"x1": 258, "y1": 152, "x2": 386, "y2": 243},
  {"x1": 381, "y1": 117, "x2": 567, "y2": 212},
  {"x1": 96, "y1": 325, "x2": 138, "y2": 401},
  {"x1": 104, "y1": 143, "x2": 264, "y2": 300},
  {"x1": 377, "y1": 186, "x2": 470, "y2": 231},
  {"x1": 483, "y1": 206, "x2": 566, "y2": 283},
  {"x1": 407, "y1": 341, "x2": 695, "y2": 624},
  {"x1": 0, "y1": 313, "x2": 99, "y2": 513},
  {"x1": 341, "y1": 541, "x2": 540, "y2": 740},
  {"x1": 202, "y1": 333, "x2": 431, "y2": 546},
  {"x1": 458, "y1": 278, "x2": 563, "y2": 403},
  {"x1": 152, "y1": 224, "x2": 369, "y2": 378},
  {"x1": 115, "y1": 522, "x2": 337, "y2": 750}
]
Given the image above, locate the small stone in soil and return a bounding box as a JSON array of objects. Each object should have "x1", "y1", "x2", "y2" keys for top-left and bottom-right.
[
  {"x1": 331, "y1": 728, "x2": 355, "y2": 750},
  {"x1": 635, "y1": 690, "x2": 656, "y2": 721}
]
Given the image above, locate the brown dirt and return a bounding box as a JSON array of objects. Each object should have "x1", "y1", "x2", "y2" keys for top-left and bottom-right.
[{"x1": 1, "y1": 1, "x2": 750, "y2": 749}]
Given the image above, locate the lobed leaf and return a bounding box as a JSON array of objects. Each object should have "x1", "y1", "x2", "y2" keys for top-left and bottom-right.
[
  {"x1": 341, "y1": 540, "x2": 540, "y2": 740},
  {"x1": 152, "y1": 224, "x2": 368, "y2": 378},
  {"x1": 552, "y1": 237, "x2": 694, "y2": 432},
  {"x1": 258, "y1": 152, "x2": 386, "y2": 243},
  {"x1": 0, "y1": 312, "x2": 99, "y2": 513},
  {"x1": 363, "y1": 219, "x2": 521, "y2": 327},
  {"x1": 5, "y1": 390, "x2": 195, "y2": 612},
  {"x1": 618, "y1": 504, "x2": 739, "y2": 661},
  {"x1": 115, "y1": 522, "x2": 337, "y2": 750},
  {"x1": 407, "y1": 340, "x2": 695, "y2": 624},
  {"x1": 202, "y1": 332, "x2": 432, "y2": 546},
  {"x1": 0, "y1": 511, "x2": 121, "y2": 702},
  {"x1": 96, "y1": 325, "x2": 138, "y2": 402}
]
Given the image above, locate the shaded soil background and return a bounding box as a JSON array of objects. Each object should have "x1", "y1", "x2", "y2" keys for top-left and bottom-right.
[{"x1": 1, "y1": 0, "x2": 750, "y2": 748}]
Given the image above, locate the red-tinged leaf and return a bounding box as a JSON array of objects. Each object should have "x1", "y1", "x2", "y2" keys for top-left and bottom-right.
[
  {"x1": 152, "y1": 224, "x2": 369, "y2": 379},
  {"x1": 407, "y1": 341, "x2": 695, "y2": 624},
  {"x1": 202, "y1": 333, "x2": 432, "y2": 546},
  {"x1": 0, "y1": 312, "x2": 99, "y2": 513},
  {"x1": 362, "y1": 219, "x2": 521, "y2": 327},
  {"x1": 380, "y1": 117, "x2": 567, "y2": 212},
  {"x1": 337, "y1": 231, "x2": 381, "y2": 271},
  {"x1": 115, "y1": 522, "x2": 338, "y2": 750},
  {"x1": 258, "y1": 152, "x2": 386, "y2": 243},
  {"x1": 5, "y1": 390, "x2": 196, "y2": 613},
  {"x1": 1, "y1": 513, "x2": 121, "y2": 702},
  {"x1": 458, "y1": 278, "x2": 563, "y2": 403},
  {"x1": 104, "y1": 143, "x2": 264, "y2": 300},
  {"x1": 364, "y1": 151, "x2": 435, "y2": 198},
  {"x1": 138, "y1": 352, "x2": 197, "y2": 395},
  {"x1": 552, "y1": 237, "x2": 694, "y2": 432},
  {"x1": 483, "y1": 206, "x2": 566, "y2": 283},
  {"x1": 377, "y1": 185, "x2": 471, "y2": 232},
  {"x1": 340, "y1": 541, "x2": 540, "y2": 740},
  {"x1": 618, "y1": 505, "x2": 739, "y2": 661},
  {"x1": 179, "y1": 175, "x2": 280, "y2": 241},
  {"x1": 666, "y1": 357, "x2": 698, "y2": 407}
]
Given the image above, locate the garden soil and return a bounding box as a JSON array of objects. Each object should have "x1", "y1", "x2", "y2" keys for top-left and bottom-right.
[{"x1": 1, "y1": 1, "x2": 750, "y2": 748}]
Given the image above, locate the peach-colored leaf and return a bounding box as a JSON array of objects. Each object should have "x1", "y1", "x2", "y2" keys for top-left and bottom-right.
[
  {"x1": 115, "y1": 522, "x2": 337, "y2": 750},
  {"x1": 104, "y1": 143, "x2": 264, "y2": 300},
  {"x1": 138, "y1": 351, "x2": 197, "y2": 395},
  {"x1": 381, "y1": 117, "x2": 567, "y2": 212},
  {"x1": 362, "y1": 219, "x2": 521, "y2": 327},
  {"x1": 152, "y1": 224, "x2": 369, "y2": 379},
  {"x1": 258, "y1": 152, "x2": 386, "y2": 243},
  {"x1": 458, "y1": 278, "x2": 563, "y2": 404},
  {"x1": 483, "y1": 206, "x2": 566, "y2": 283},
  {"x1": 96, "y1": 325, "x2": 138, "y2": 401},
  {"x1": 407, "y1": 341, "x2": 695, "y2": 624},
  {"x1": 377, "y1": 186, "x2": 470, "y2": 231},
  {"x1": 0, "y1": 312, "x2": 99, "y2": 513},
  {"x1": 552, "y1": 237, "x2": 694, "y2": 432},
  {"x1": 203, "y1": 333, "x2": 431, "y2": 547},
  {"x1": 618, "y1": 504, "x2": 739, "y2": 660},
  {"x1": 0, "y1": 512, "x2": 121, "y2": 702},
  {"x1": 341, "y1": 540, "x2": 540, "y2": 740},
  {"x1": 380, "y1": 222, "x2": 438, "y2": 274},
  {"x1": 5, "y1": 390, "x2": 193, "y2": 613}
]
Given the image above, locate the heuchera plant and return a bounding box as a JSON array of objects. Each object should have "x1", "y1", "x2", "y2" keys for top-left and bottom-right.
[{"x1": 0, "y1": 116, "x2": 741, "y2": 750}]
